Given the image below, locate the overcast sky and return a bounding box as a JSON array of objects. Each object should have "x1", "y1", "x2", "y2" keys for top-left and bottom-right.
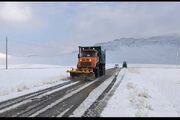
[{"x1": 0, "y1": 2, "x2": 180, "y2": 55}]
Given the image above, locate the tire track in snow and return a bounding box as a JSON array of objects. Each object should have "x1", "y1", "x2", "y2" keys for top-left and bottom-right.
[
  {"x1": 0, "y1": 80, "x2": 80, "y2": 117},
  {"x1": 32, "y1": 68, "x2": 117, "y2": 117},
  {"x1": 82, "y1": 67, "x2": 124, "y2": 117},
  {"x1": 0, "y1": 68, "x2": 117, "y2": 117}
]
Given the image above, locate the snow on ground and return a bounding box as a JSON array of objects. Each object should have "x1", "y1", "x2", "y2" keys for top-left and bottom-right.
[
  {"x1": 101, "y1": 65, "x2": 180, "y2": 117},
  {"x1": 1, "y1": 63, "x2": 180, "y2": 117},
  {"x1": 0, "y1": 64, "x2": 71, "y2": 102},
  {"x1": 0, "y1": 63, "x2": 115, "y2": 103}
]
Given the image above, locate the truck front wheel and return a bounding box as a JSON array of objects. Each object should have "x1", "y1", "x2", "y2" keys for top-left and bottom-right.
[{"x1": 94, "y1": 66, "x2": 100, "y2": 78}]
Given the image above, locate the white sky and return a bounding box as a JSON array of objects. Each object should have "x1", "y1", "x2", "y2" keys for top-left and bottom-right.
[{"x1": 0, "y1": 2, "x2": 180, "y2": 55}]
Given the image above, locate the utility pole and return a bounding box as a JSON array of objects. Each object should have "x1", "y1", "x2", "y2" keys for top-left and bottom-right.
[
  {"x1": 6, "y1": 36, "x2": 8, "y2": 69},
  {"x1": 176, "y1": 47, "x2": 179, "y2": 68}
]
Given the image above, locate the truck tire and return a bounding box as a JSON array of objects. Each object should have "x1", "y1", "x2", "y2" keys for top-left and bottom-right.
[
  {"x1": 103, "y1": 64, "x2": 106, "y2": 75},
  {"x1": 94, "y1": 66, "x2": 100, "y2": 78},
  {"x1": 99, "y1": 64, "x2": 103, "y2": 76},
  {"x1": 99, "y1": 64, "x2": 105, "y2": 76}
]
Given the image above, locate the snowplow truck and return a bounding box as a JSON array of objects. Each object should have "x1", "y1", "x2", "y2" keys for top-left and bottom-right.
[{"x1": 67, "y1": 46, "x2": 106, "y2": 80}]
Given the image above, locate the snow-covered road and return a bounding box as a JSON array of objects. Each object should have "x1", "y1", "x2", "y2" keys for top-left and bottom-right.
[
  {"x1": 0, "y1": 64, "x2": 180, "y2": 117},
  {"x1": 0, "y1": 67, "x2": 118, "y2": 117}
]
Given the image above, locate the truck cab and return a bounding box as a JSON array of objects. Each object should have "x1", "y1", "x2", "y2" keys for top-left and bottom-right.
[{"x1": 78, "y1": 49, "x2": 99, "y2": 68}]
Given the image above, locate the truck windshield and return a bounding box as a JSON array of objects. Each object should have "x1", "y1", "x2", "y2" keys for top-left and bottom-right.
[{"x1": 80, "y1": 51, "x2": 97, "y2": 57}]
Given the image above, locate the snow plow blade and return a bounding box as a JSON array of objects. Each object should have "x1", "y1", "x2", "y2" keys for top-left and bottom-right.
[{"x1": 67, "y1": 68, "x2": 95, "y2": 81}]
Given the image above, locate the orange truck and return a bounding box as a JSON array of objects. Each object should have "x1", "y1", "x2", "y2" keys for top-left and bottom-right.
[{"x1": 67, "y1": 46, "x2": 106, "y2": 80}]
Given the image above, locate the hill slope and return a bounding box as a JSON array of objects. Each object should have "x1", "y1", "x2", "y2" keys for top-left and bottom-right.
[
  {"x1": 1, "y1": 34, "x2": 180, "y2": 65},
  {"x1": 95, "y1": 34, "x2": 180, "y2": 64}
]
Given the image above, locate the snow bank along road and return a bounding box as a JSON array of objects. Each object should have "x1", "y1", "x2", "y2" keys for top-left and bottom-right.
[
  {"x1": 101, "y1": 65, "x2": 180, "y2": 117},
  {"x1": 0, "y1": 67, "x2": 122, "y2": 117}
]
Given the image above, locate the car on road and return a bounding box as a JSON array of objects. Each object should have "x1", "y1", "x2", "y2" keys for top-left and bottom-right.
[{"x1": 114, "y1": 64, "x2": 119, "y2": 68}]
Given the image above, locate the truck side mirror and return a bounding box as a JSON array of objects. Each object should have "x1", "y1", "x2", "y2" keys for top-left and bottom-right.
[{"x1": 78, "y1": 54, "x2": 80, "y2": 58}]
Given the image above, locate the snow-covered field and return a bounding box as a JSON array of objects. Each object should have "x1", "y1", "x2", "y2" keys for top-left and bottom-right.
[
  {"x1": 101, "y1": 65, "x2": 180, "y2": 117},
  {"x1": 0, "y1": 64, "x2": 72, "y2": 102},
  {"x1": 0, "y1": 63, "x2": 180, "y2": 117}
]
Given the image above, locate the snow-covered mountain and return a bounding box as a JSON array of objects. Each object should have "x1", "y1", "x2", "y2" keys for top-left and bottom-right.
[
  {"x1": 94, "y1": 34, "x2": 180, "y2": 65},
  {"x1": 1, "y1": 34, "x2": 180, "y2": 65}
]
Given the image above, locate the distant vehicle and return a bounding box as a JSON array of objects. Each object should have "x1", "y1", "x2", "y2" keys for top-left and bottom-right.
[
  {"x1": 67, "y1": 46, "x2": 106, "y2": 80},
  {"x1": 114, "y1": 64, "x2": 119, "y2": 68},
  {"x1": 122, "y1": 61, "x2": 127, "y2": 68}
]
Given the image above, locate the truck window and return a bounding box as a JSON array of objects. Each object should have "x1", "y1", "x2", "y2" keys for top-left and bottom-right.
[{"x1": 80, "y1": 51, "x2": 97, "y2": 57}]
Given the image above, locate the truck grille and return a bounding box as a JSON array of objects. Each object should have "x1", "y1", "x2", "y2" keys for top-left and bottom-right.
[{"x1": 80, "y1": 62, "x2": 91, "y2": 67}]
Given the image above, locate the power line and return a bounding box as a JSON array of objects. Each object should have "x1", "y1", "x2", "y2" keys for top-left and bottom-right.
[{"x1": 6, "y1": 36, "x2": 8, "y2": 69}]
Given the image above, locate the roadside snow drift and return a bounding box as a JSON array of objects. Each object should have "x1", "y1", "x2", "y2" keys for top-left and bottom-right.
[
  {"x1": 0, "y1": 64, "x2": 70, "y2": 102},
  {"x1": 101, "y1": 66, "x2": 180, "y2": 117}
]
